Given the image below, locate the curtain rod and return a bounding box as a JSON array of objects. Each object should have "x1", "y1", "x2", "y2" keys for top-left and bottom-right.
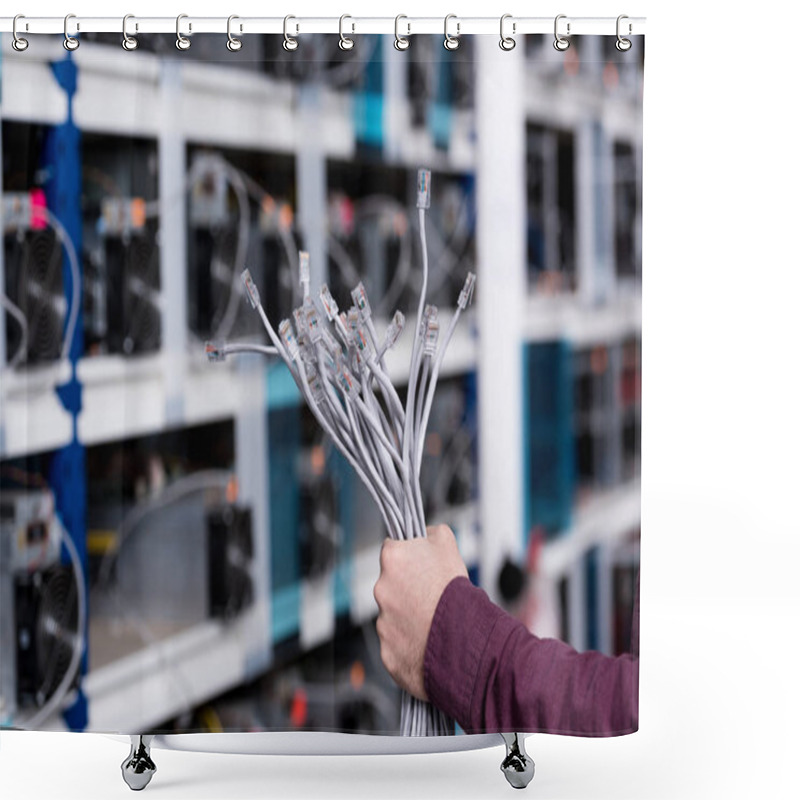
[{"x1": 0, "y1": 16, "x2": 645, "y2": 37}]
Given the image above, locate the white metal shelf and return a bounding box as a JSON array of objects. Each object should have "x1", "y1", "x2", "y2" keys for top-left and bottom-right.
[
  {"x1": 540, "y1": 479, "x2": 641, "y2": 579},
  {"x1": 523, "y1": 293, "x2": 642, "y2": 345},
  {"x1": 83, "y1": 599, "x2": 270, "y2": 732},
  {"x1": 2, "y1": 44, "x2": 476, "y2": 173},
  {"x1": 0, "y1": 361, "x2": 73, "y2": 458},
  {"x1": 524, "y1": 67, "x2": 643, "y2": 143},
  {"x1": 76, "y1": 350, "x2": 255, "y2": 446}
]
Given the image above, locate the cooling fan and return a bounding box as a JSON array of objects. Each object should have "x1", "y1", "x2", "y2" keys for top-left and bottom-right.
[
  {"x1": 15, "y1": 563, "x2": 80, "y2": 709},
  {"x1": 207, "y1": 505, "x2": 254, "y2": 621},
  {"x1": 5, "y1": 228, "x2": 65, "y2": 364},
  {"x1": 120, "y1": 228, "x2": 161, "y2": 355}
]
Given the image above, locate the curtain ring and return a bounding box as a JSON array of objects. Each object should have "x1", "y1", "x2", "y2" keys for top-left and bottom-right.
[
  {"x1": 63, "y1": 13, "x2": 79, "y2": 51},
  {"x1": 443, "y1": 14, "x2": 460, "y2": 51},
  {"x1": 176, "y1": 13, "x2": 191, "y2": 50},
  {"x1": 122, "y1": 14, "x2": 138, "y2": 50},
  {"x1": 499, "y1": 14, "x2": 516, "y2": 51},
  {"x1": 339, "y1": 14, "x2": 354, "y2": 50},
  {"x1": 283, "y1": 15, "x2": 299, "y2": 51},
  {"x1": 227, "y1": 15, "x2": 243, "y2": 51},
  {"x1": 553, "y1": 14, "x2": 570, "y2": 51},
  {"x1": 616, "y1": 15, "x2": 632, "y2": 52},
  {"x1": 12, "y1": 15, "x2": 29, "y2": 52},
  {"x1": 394, "y1": 15, "x2": 410, "y2": 51}
]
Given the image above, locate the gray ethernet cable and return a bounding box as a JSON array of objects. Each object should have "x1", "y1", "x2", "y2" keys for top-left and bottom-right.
[{"x1": 209, "y1": 168, "x2": 474, "y2": 735}]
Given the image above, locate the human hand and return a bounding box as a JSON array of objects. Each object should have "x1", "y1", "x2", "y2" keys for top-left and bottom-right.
[{"x1": 373, "y1": 525, "x2": 468, "y2": 701}]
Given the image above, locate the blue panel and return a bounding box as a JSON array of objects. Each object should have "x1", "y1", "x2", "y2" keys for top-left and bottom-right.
[
  {"x1": 353, "y1": 92, "x2": 384, "y2": 150},
  {"x1": 584, "y1": 546, "x2": 599, "y2": 651},
  {"x1": 431, "y1": 56, "x2": 454, "y2": 149},
  {"x1": 463, "y1": 369, "x2": 479, "y2": 503},
  {"x1": 333, "y1": 558, "x2": 351, "y2": 617},
  {"x1": 44, "y1": 54, "x2": 87, "y2": 731},
  {"x1": 268, "y1": 404, "x2": 301, "y2": 643},
  {"x1": 271, "y1": 582, "x2": 301, "y2": 643},
  {"x1": 266, "y1": 362, "x2": 302, "y2": 409},
  {"x1": 523, "y1": 341, "x2": 574, "y2": 540},
  {"x1": 353, "y1": 48, "x2": 384, "y2": 148},
  {"x1": 430, "y1": 103, "x2": 453, "y2": 151}
]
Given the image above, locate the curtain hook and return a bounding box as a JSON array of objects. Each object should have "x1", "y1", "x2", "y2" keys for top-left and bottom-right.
[
  {"x1": 176, "y1": 13, "x2": 191, "y2": 50},
  {"x1": 554, "y1": 14, "x2": 570, "y2": 51},
  {"x1": 499, "y1": 14, "x2": 516, "y2": 51},
  {"x1": 12, "y1": 15, "x2": 29, "y2": 52},
  {"x1": 616, "y1": 15, "x2": 632, "y2": 52},
  {"x1": 339, "y1": 14, "x2": 355, "y2": 50},
  {"x1": 443, "y1": 14, "x2": 460, "y2": 51},
  {"x1": 227, "y1": 15, "x2": 243, "y2": 51},
  {"x1": 122, "y1": 14, "x2": 139, "y2": 50},
  {"x1": 394, "y1": 15, "x2": 410, "y2": 51},
  {"x1": 63, "y1": 13, "x2": 79, "y2": 51},
  {"x1": 283, "y1": 15, "x2": 299, "y2": 51}
]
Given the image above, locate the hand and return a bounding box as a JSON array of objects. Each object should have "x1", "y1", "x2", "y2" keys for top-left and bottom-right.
[{"x1": 373, "y1": 525, "x2": 468, "y2": 701}]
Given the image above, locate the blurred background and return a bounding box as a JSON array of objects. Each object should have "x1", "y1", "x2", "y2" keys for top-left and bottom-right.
[{"x1": 0, "y1": 30, "x2": 642, "y2": 735}]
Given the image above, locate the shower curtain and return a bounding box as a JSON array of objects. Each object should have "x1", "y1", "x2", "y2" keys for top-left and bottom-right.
[{"x1": 0, "y1": 26, "x2": 643, "y2": 743}]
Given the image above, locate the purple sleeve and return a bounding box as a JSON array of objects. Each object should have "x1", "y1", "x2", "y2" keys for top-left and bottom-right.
[{"x1": 423, "y1": 576, "x2": 639, "y2": 736}]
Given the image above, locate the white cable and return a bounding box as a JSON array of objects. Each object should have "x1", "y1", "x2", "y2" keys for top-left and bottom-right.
[
  {"x1": 96, "y1": 469, "x2": 233, "y2": 592},
  {"x1": 401, "y1": 205, "x2": 430, "y2": 540},
  {"x1": 216, "y1": 342, "x2": 278, "y2": 358},
  {"x1": 294, "y1": 354, "x2": 401, "y2": 539},
  {"x1": 221, "y1": 170, "x2": 473, "y2": 734},
  {"x1": 212, "y1": 163, "x2": 251, "y2": 342},
  {"x1": 415, "y1": 312, "x2": 460, "y2": 477},
  {"x1": 43, "y1": 209, "x2": 80, "y2": 363}
]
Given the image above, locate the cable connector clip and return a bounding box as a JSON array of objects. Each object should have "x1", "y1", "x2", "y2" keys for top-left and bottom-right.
[
  {"x1": 319, "y1": 283, "x2": 339, "y2": 321},
  {"x1": 384, "y1": 310, "x2": 405, "y2": 351},
  {"x1": 279, "y1": 319, "x2": 300, "y2": 360},
  {"x1": 423, "y1": 305, "x2": 440, "y2": 357},
  {"x1": 304, "y1": 297, "x2": 323, "y2": 343},
  {"x1": 306, "y1": 364, "x2": 327, "y2": 406},
  {"x1": 336, "y1": 361, "x2": 359, "y2": 399},
  {"x1": 205, "y1": 341, "x2": 227, "y2": 362},
  {"x1": 293, "y1": 306, "x2": 308, "y2": 336},
  {"x1": 458, "y1": 272, "x2": 477, "y2": 309},
  {"x1": 241, "y1": 269, "x2": 261, "y2": 309},
  {"x1": 321, "y1": 328, "x2": 341, "y2": 359},
  {"x1": 351, "y1": 282, "x2": 372, "y2": 320},
  {"x1": 417, "y1": 168, "x2": 432, "y2": 210}
]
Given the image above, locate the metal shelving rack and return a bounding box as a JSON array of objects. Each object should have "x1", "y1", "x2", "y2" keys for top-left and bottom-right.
[
  {"x1": 0, "y1": 26, "x2": 642, "y2": 732},
  {"x1": 475, "y1": 35, "x2": 642, "y2": 653}
]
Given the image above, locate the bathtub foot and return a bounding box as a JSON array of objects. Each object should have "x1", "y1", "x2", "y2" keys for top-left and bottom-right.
[
  {"x1": 500, "y1": 733, "x2": 534, "y2": 789},
  {"x1": 121, "y1": 735, "x2": 156, "y2": 791}
]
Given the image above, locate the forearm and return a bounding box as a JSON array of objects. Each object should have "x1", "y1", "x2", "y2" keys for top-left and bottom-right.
[{"x1": 423, "y1": 576, "x2": 639, "y2": 735}]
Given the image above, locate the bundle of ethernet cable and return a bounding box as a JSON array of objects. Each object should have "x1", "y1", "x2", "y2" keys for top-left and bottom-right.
[{"x1": 206, "y1": 168, "x2": 475, "y2": 737}]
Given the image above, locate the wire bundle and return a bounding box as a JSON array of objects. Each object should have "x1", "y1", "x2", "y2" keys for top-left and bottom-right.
[{"x1": 208, "y1": 168, "x2": 475, "y2": 736}]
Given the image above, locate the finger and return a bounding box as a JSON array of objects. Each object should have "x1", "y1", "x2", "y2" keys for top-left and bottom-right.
[{"x1": 428, "y1": 524, "x2": 454, "y2": 547}]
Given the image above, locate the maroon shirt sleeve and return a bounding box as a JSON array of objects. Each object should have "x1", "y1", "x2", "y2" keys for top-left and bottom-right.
[{"x1": 423, "y1": 576, "x2": 639, "y2": 736}]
